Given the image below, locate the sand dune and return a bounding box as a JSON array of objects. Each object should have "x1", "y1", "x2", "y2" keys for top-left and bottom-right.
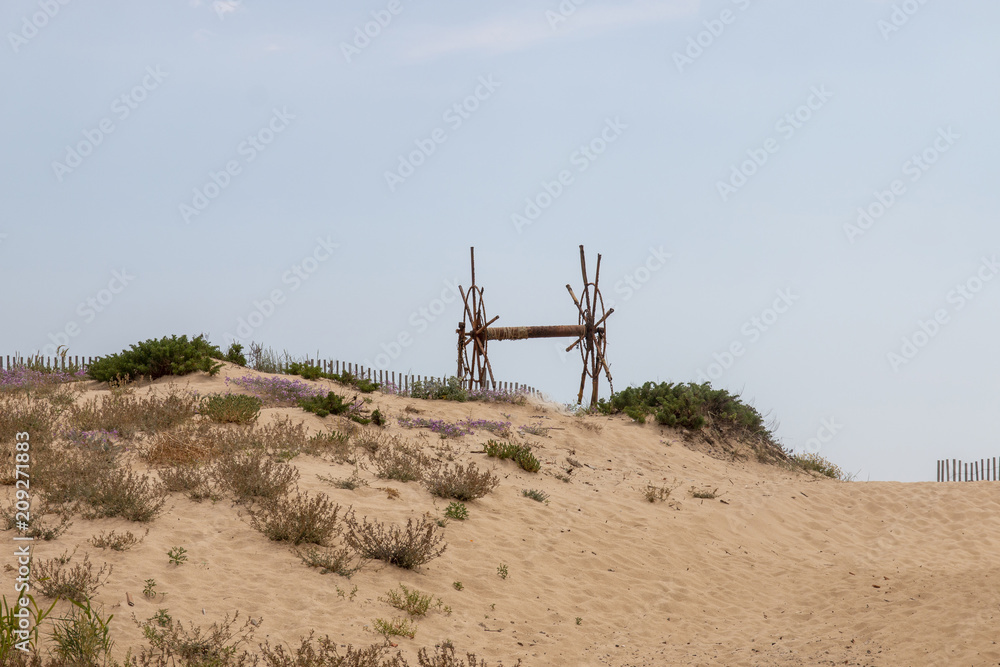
[{"x1": 4, "y1": 367, "x2": 999, "y2": 666}]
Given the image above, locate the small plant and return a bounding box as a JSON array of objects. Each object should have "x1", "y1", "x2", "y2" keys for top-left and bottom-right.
[
  {"x1": 576, "y1": 617, "x2": 583, "y2": 625},
  {"x1": 497, "y1": 563, "x2": 508, "y2": 580},
  {"x1": 135, "y1": 611, "x2": 258, "y2": 665},
  {"x1": 143, "y1": 579, "x2": 159, "y2": 599},
  {"x1": 319, "y1": 473, "x2": 369, "y2": 490},
  {"x1": 691, "y1": 487, "x2": 718, "y2": 499},
  {"x1": 296, "y1": 546, "x2": 364, "y2": 578},
  {"x1": 443, "y1": 501, "x2": 469, "y2": 521},
  {"x1": 345, "y1": 514, "x2": 446, "y2": 570},
  {"x1": 200, "y1": 393, "x2": 262, "y2": 424},
  {"x1": 0, "y1": 593, "x2": 58, "y2": 664},
  {"x1": 371, "y1": 408, "x2": 386, "y2": 427},
  {"x1": 452, "y1": 581, "x2": 463, "y2": 591},
  {"x1": 522, "y1": 489, "x2": 549, "y2": 503},
  {"x1": 644, "y1": 484, "x2": 674, "y2": 503},
  {"x1": 90, "y1": 528, "x2": 147, "y2": 551},
  {"x1": 518, "y1": 422, "x2": 549, "y2": 437},
  {"x1": 372, "y1": 617, "x2": 416, "y2": 640},
  {"x1": 423, "y1": 462, "x2": 499, "y2": 501},
  {"x1": 0, "y1": 498, "x2": 73, "y2": 541},
  {"x1": 381, "y1": 584, "x2": 442, "y2": 617},
  {"x1": 167, "y1": 546, "x2": 188, "y2": 565},
  {"x1": 149, "y1": 608, "x2": 172, "y2": 628}
]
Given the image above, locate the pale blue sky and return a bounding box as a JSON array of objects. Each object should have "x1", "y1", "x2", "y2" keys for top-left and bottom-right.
[{"x1": 3, "y1": 0, "x2": 999, "y2": 481}]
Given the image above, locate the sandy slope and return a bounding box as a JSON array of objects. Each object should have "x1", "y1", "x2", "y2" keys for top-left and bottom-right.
[{"x1": 4, "y1": 367, "x2": 999, "y2": 666}]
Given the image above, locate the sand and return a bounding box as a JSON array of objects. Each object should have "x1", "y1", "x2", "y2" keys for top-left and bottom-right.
[{"x1": 4, "y1": 366, "x2": 999, "y2": 666}]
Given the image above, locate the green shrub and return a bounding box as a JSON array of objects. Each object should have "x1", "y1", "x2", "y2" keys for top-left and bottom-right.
[
  {"x1": 443, "y1": 501, "x2": 468, "y2": 521},
  {"x1": 409, "y1": 377, "x2": 467, "y2": 402},
  {"x1": 298, "y1": 391, "x2": 352, "y2": 418},
  {"x1": 381, "y1": 584, "x2": 442, "y2": 617},
  {"x1": 225, "y1": 342, "x2": 247, "y2": 367},
  {"x1": 88, "y1": 334, "x2": 224, "y2": 382},
  {"x1": 49, "y1": 597, "x2": 115, "y2": 666},
  {"x1": 483, "y1": 440, "x2": 540, "y2": 473},
  {"x1": 201, "y1": 393, "x2": 262, "y2": 424}
]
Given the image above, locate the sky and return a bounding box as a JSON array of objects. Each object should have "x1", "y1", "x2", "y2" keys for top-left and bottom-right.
[{"x1": 2, "y1": 0, "x2": 998, "y2": 482}]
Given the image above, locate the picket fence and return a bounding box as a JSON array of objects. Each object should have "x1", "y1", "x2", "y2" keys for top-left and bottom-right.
[
  {"x1": 937, "y1": 458, "x2": 999, "y2": 482},
  {"x1": 0, "y1": 354, "x2": 539, "y2": 396}
]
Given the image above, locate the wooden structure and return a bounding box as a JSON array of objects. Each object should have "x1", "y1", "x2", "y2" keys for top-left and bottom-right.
[
  {"x1": 937, "y1": 457, "x2": 999, "y2": 482},
  {"x1": 456, "y1": 245, "x2": 613, "y2": 406}
]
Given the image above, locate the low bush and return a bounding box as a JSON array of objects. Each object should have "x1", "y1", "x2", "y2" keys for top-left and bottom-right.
[
  {"x1": 370, "y1": 442, "x2": 431, "y2": 483},
  {"x1": 345, "y1": 514, "x2": 446, "y2": 569},
  {"x1": 417, "y1": 646, "x2": 523, "y2": 667},
  {"x1": 0, "y1": 497, "x2": 72, "y2": 541},
  {"x1": 299, "y1": 391, "x2": 353, "y2": 418},
  {"x1": 250, "y1": 492, "x2": 344, "y2": 546},
  {"x1": 87, "y1": 334, "x2": 224, "y2": 382},
  {"x1": 201, "y1": 393, "x2": 262, "y2": 424},
  {"x1": 135, "y1": 611, "x2": 258, "y2": 666},
  {"x1": 483, "y1": 440, "x2": 540, "y2": 473},
  {"x1": 226, "y1": 374, "x2": 324, "y2": 408},
  {"x1": 423, "y1": 462, "x2": 499, "y2": 501},
  {"x1": 793, "y1": 452, "x2": 845, "y2": 479},
  {"x1": 296, "y1": 546, "x2": 364, "y2": 578},
  {"x1": 90, "y1": 529, "x2": 147, "y2": 551},
  {"x1": 372, "y1": 617, "x2": 416, "y2": 640},
  {"x1": 33, "y1": 552, "x2": 113, "y2": 604},
  {"x1": 159, "y1": 464, "x2": 215, "y2": 501},
  {"x1": 86, "y1": 469, "x2": 168, "y2": 522},
  {"x1": 257, "y1": 633, "x2": 410, "y2": 667},
  {"x1": 213, "y1": 449, "x2": 299, "y2": 504},
  {"x1": 225, "y1": 342, "x2": 248, "y2": 367}
]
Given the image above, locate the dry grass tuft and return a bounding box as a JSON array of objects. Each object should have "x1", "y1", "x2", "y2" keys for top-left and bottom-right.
[{"x1": 345, "y1": 513, "x2": 446, "y2": 570}]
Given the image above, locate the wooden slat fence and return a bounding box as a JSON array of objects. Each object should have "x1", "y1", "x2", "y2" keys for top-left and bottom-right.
[
  {"x1": 937, "y1": 458, "x2": 999, "y2": 482},
  {"x1": 0, "y1": 354, "x2": 538, "y2": 397}
]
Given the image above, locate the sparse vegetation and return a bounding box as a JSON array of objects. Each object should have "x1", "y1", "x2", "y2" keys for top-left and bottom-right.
[
  {"x1": 200, "y1": 393, "x2": 263, "y2": 424},
  {"x1": 522, "y1": 489, "x2": 549, "y2": 503},
  {"x1": 250, "y1": 492, "x2": 344, "y2": 546},
  {"x1": 49, "y1": 597, "x2": 116, "y2": 667},
  {"x1": 296, "y1": 546, "x2": 364, "y2": 578},
  {"x1": 793, "y1": 452, "x2": 846, "y2": 479},
  {"x1": 482, "y1": 440, "x2": 540, "y2": 473},
  {"x1": 213, "y1": 449, "x2": 300, "y2": 504},
  {"x1": 423, "y1": 462, "x2": 499, "y2": 501},
  {"x1": 644, "y1": 483, "x2": 675, "y2": 503},
  {"x1": 345, "y1": 514, "x2": 446, "y2": 569},
  {"x1": 381, "y1": 584, "x2": 443, "y2": 617},
  {"x1": 90, "y1": 528, "x2": 147, "y2": 551},
  {"x1": 496, "y1": 563, "x2": 508, "y2": 580},
  {"x1": 691, "y1": 487, "x2": 718, "y2": 499},
  {"x1": 33, "y1": 552, "x2": 113, "y2": 603},
  {"x1": 370, "y1": 442, "x2": 431, "y2": 483},
  {"x1": 372, "y1": 617, "x2": 416, "y2": 640},
  {"x1": 135, "y1": 610, "x2": 258, "y2": 666}
]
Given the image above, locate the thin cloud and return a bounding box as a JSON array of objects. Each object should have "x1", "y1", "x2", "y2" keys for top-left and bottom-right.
[{"x1": 403, "y1": 0, "x2": 698, "y2": 60}]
